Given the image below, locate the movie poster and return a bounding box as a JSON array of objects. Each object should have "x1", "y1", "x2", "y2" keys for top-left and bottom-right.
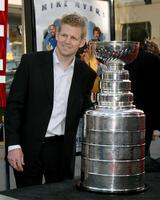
[{"x1": 33, "y1": 0, "x2": 111, "y2": 51}]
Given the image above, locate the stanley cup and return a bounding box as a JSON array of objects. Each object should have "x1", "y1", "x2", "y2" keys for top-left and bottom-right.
[{"x1": 80, "y1": 41, "x2": 146, "y2": 193}]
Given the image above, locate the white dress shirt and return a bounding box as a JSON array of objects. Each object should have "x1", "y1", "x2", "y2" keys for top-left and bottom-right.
[
  {"x1": 46, "y1": 50, "x2": 74, "y2": 137},
  {"x1": 8, "y1": 49, "x2": 74, "y2": 151}
]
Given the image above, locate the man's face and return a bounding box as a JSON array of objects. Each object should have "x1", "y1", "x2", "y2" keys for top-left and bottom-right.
[
  {"x1": 93, "y1": 30, "x2": 100, "y2": 40},
  {"x1": 50, "y1": 25, "x2": 56, "y2": 37},
  {"x1": 56, "y1": 24, "x2": 85, "y2": 58}
]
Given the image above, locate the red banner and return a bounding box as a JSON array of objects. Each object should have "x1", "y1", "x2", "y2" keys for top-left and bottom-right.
[{"x1": 0, "y1": 0, "x2": 8, "y2": 108}]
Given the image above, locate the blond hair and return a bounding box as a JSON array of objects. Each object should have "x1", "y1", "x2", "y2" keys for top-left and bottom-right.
[{"x1": 59, "y1": 13, "x2": 87, "y2": 39}]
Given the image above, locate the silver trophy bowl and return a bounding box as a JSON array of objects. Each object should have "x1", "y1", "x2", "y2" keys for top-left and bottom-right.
[
  {"x1": 79, "y1": 41, "x2": 146, "y2": 193},
  {"x1": 93, "y1": 41, "x2": 139, "y2": 66}
]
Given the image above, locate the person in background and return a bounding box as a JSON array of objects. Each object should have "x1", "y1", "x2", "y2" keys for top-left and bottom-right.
[
  {"x1": 43, "y1": 24, "x2": 57, "y2": 50},
  {"x1": 125, "y1": 28, "x2": 160, "y2": 165},
  {"x1": 4, "y1": 13, "x2": 97, "y2": 188},
  {"x1": 91, "y1": 26, "x2": 102, "y2": 42},
  {"x1": 76, "y1": 42, "x2": 90, "y2": 65},
  {"x1": 89, "y1": 26, "x2": 103, "y2": 80},
  {"x1": 76, "y1": 42, "x2": 101, "y2": 102}
]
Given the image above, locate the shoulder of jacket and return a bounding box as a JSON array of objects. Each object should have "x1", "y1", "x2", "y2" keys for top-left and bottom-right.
[
  {"x1": 76, "y1": 58, "x2": 97, "y2": 78},
  {"x1": 22, "y1": 50, "x2": 53, "y2": 59}
]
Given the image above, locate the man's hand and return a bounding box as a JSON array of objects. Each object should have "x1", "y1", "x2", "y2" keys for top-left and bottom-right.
[
  {"x1": 7, "y1": 149, "x2": 25, "y2": 172},
  {"x1": 146, "y1": 40, "x2": 160, "y2": 55}
]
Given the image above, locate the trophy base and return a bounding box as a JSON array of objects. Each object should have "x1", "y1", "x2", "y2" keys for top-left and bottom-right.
[{"x1": 76, "y1": 181, "x2": 148, "y2": 194}]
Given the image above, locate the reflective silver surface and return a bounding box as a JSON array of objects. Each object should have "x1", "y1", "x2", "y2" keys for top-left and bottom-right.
[
  {"x1": 102, "y1": 70, "x2": 129, "y2": 81},
  {"x1": 80, "y1": 41, "x2": 146, "y2": 193},
  {"x1": 94, "y1": 41, "x2": 139, "y2": 65},
  {"x1": 100, "y1": 80, "x2": 131, "y2": 92},
  {"x1": 97, "y1": 92, "x2": 134, "y2": 107}
]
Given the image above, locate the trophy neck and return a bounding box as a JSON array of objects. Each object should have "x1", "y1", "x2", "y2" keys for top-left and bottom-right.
[
  {"x1": 102, "y1": 62, "x2": 125, "y2": 71},
  {"x1": 97, "y1": 62, "x2": 134, "y2": 110}
]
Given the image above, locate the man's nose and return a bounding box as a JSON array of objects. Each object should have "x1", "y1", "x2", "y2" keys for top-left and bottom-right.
[{"x1": 65, "y1": 36, "x2": 71, "y2": 43}]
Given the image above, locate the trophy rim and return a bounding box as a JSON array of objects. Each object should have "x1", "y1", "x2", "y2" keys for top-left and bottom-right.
[{"x1": 89, "y1": 40, "x2": 140, "y2": 47}]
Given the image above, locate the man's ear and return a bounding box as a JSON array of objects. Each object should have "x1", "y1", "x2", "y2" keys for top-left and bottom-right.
[{"x1": 79, "y1": 39, "x2": 86, "y2": 48}]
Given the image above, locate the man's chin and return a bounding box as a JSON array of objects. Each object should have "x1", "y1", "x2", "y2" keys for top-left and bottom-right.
[{"x1": 61, "y1": 49, "x2": 74, "y2": 55}]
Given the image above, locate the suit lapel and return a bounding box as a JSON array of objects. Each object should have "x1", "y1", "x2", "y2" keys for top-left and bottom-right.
[
  {"x1": 63, "y1": 59, "x2": 83, "y2": 177},
  {"x1": 41, "y1": 50, "x2": 54, "y2": 103},
  {"x1": 66, "y1": 59, "x2": 82, "y2": 124}
]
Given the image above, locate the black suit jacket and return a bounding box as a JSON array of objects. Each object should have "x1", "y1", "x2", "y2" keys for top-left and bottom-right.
[{"x1": 4, "y1": 50, "x2": 97, "y2": 178}]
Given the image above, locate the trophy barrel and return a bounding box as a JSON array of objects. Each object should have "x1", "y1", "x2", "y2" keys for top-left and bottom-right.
[{"x1": 80, "y1": 109, "x2": 145, "y2": 193}]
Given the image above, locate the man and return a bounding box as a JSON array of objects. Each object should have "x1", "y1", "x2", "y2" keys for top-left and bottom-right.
[
  {"x1": 5, "y1": 13, "x2": 97, "y2": 188},
  {"x1": 91, "y1": 26, "x2": 102, "y2": 42},
  {"x1": 43, "y1": 24, "x2": 57, "y2": 50}
]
